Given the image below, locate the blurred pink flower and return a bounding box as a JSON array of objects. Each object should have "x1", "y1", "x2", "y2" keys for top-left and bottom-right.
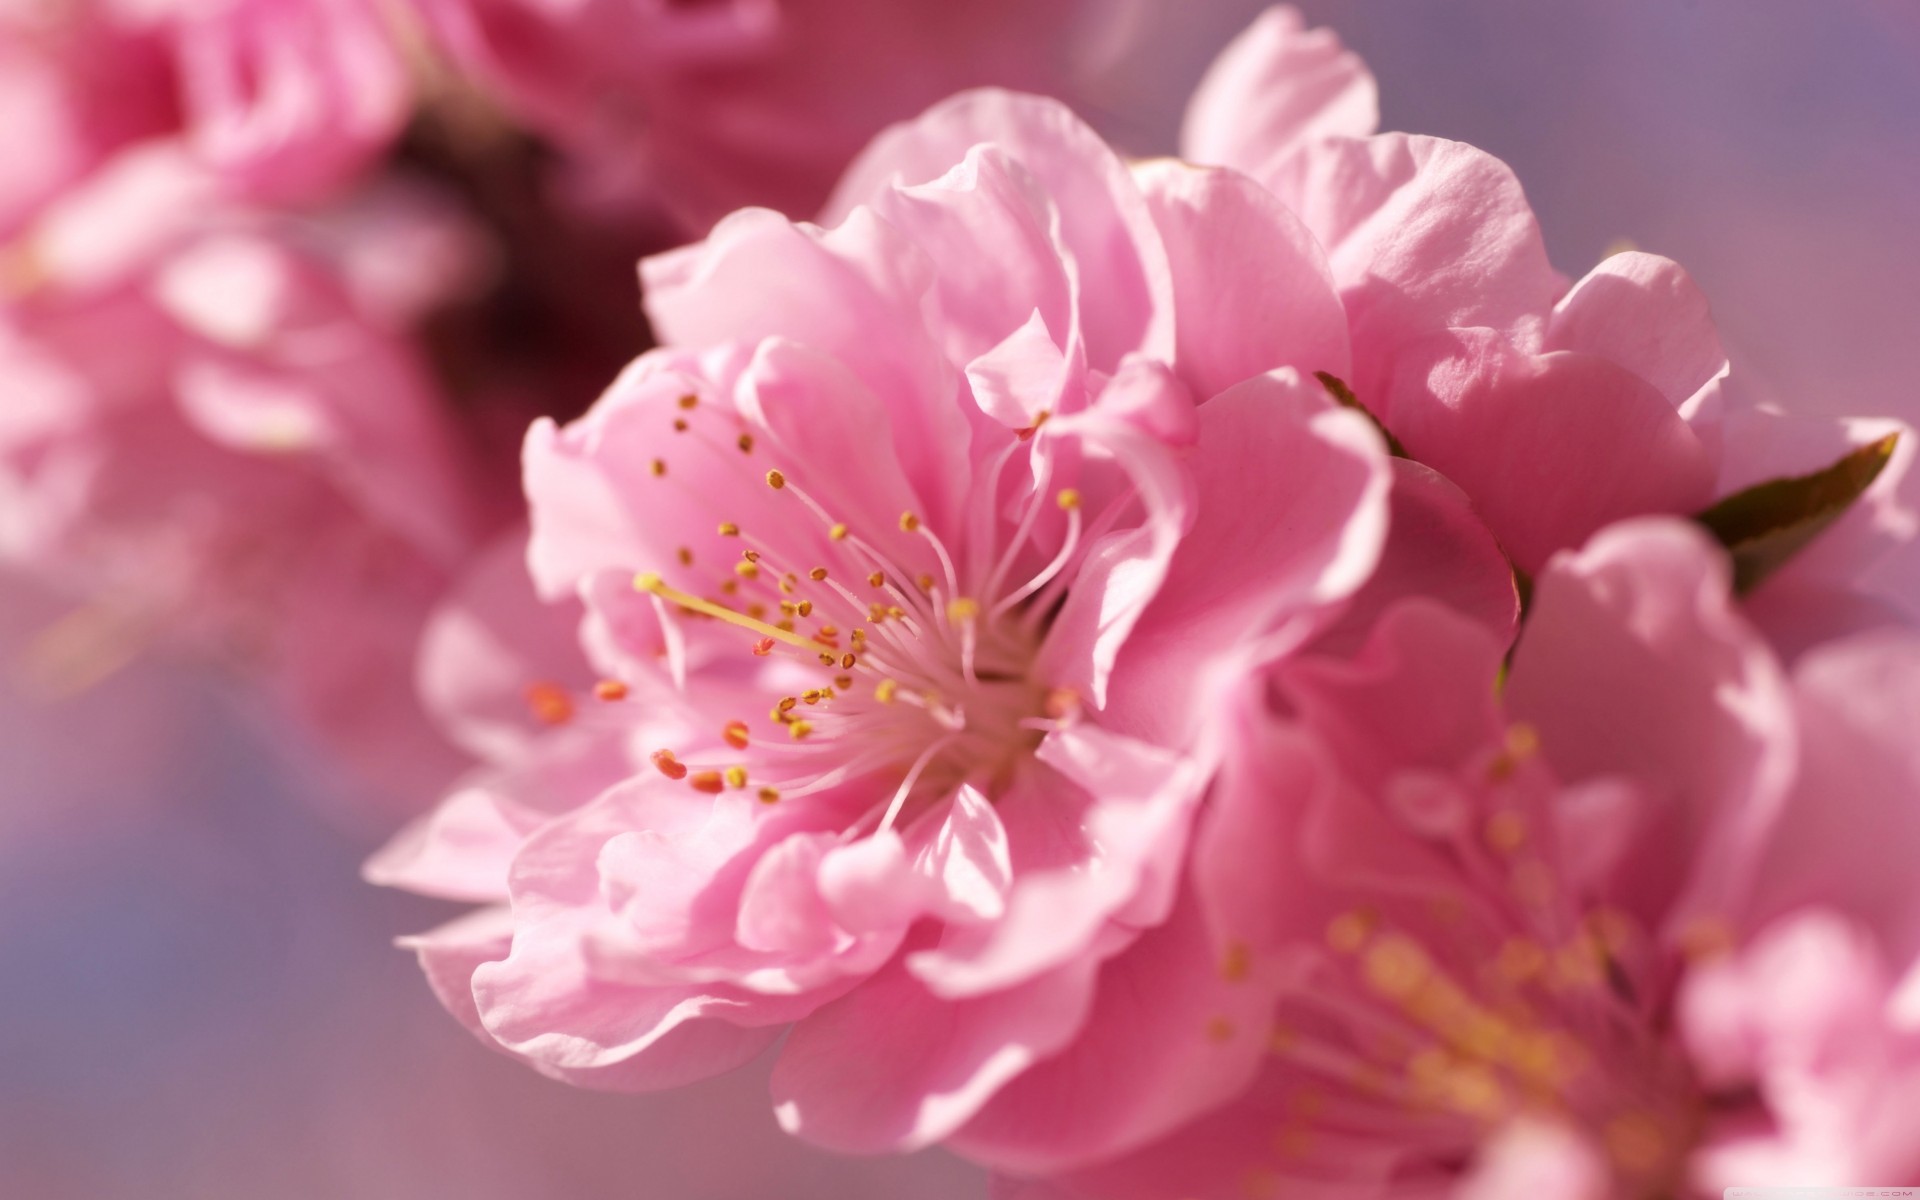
[
  {"x1": 411, "y1": 0, "x2": 1143, "y2": 231},
  {"x1": 1008, "y1": 518, "x2": 1920, "y2": 1198}
]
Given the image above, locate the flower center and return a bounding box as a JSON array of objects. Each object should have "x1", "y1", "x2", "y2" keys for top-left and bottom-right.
[
  {"x1": 1243, "y1": 729, "x2": 1701, "y2": 1196},
  {"x1": 631, "y1": 406, "x2": 1089, "y2": 831}
]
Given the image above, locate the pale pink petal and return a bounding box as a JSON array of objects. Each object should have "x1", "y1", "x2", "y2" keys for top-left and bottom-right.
[
  {"x1": 949, "y1": 888, "x2": 1279, "y2": 1172},
  {"x1": 1544, "y1": 250, "x2": 1728, "y2": 417},
  {"x1": 825, "y1": 89, "x2": 1174, "y2": 370},
  {"x1": 1135, "y1": 159, "x2": 1351, "y2": 397},
  {"x1": 1507, "y1": 518, "x2": 1797, "y2": 935},
  {"x1": 906, "y1": 726, "x2": 1202, "y2": 999},
  {"x1": 1745, "y1": 629, "x2": 1920, "y2": 963},
  {"x1": 1180, "y1": 5, "x2": 1378, "y2": 173},
  {"x1": 1301, "y1": 458, "x2": 1519, "y2": 659},
  {"x1": 397, "y1": 905, "x2": 516, "y2": 1042},
  {"x1": 1386, "y1": 328, "x2": 1716, "y2": 573},
  {"x1": 770, "y1": 948, "x2": 1101, "y2": 1154},
  {"x1": 1260, "y1": 133, "x2": 1564, "y2": 401},
  {"x1": 1100, "y1": 370, "x2": 1390, "y2": 744}
]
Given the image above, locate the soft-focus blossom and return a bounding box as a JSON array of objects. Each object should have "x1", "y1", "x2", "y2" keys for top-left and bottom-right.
[
  {"x1": 1004, "y1": 519, "x2": 1920, "y2": 1198},
  {"x1": 413, "y1": 0, "x2": 1142, "y2": 232}
]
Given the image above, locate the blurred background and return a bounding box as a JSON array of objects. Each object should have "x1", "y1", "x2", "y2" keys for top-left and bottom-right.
[{"x1": 4, "y1": 2, "x2": 1916, "y2": 1196}]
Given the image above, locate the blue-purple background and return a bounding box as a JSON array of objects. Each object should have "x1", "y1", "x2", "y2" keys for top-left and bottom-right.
[{"x1": 4, "y1": 3, "x2": 1915, "y2": 1196}]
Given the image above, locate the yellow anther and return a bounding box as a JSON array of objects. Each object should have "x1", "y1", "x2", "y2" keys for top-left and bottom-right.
[
  {"x1": 916, "y1": 574, "x2": 934, "y2": 592},
  {"x1": 808, "y1": 567, "x2": 828, "y2": 581},
  {"x1": 867, "y1": 571, "x2": 885, "y2": 587},
  {"x1": 776, "y1": 619, "x2": 796, "y2": 633},
  {"x1": 724, "y1": 766, "x2": 749, "y2": 790},
  {"x1": 817, "y1": 652, "x2": 836, "y2": 666},
  {"x1": 874, "y1": 679, "x2": 899, "y2": 704},
  {"x1": 672, "y1": 418, "x2": 689, "y2": 433},
  {"x1": 742, "y1": 549, "x2": 761, "y2": 563},
  {"x1": 833, "y1": 674, "x2": 853, "y2": 689},
  {"x1": 899, "y1": 511, "x2": 921, "y2": 532},
  {"x1": 779, "y1": 574, "x2": 797, "y2": 595},
  {"x1": 779, "y1": 601, "x2": 798, "y2": 616},
  {"x1": 946, "y1": 597, "x2": 981, "y2": 622},
  {"x1": 789, "y1": 720, "x2": 815, "y2": 740},
  {"x1": 802, "y1": 690, "x2": 824, "y2": 705},
  {"x1": 888, "y1": 605, "x2": 906, "y2": 619},
  {"x1": 722, "y1": 720, "x2": 750, "y2": 749},
  {"x1": 718, "y1": 522, "x2": 740, "y2": 537},
  {"x1": 719, "y1": 580, "x2": 739, "y2": 595},
  {"x1": 829, "y1": 523, "x2": 849, "y2": 541},
  {"x1": 1056, "y1": 488, "x2": 1081, "y2": 510},
  {"x1": 650, "y1": 458, "x2": 667, "y2": 477},
  {"x1": 737, "y1": 433, "x2": 754, "y2": 453},
  {"x1": 677, "y1": 394, "x2": 699, "y2": 410},
  {"x1": 746, "y1": 602, "x2": 767, "y2": 619},
  {"x1": 839, "y1": 653, "x2": 856, "y2": 670},
  {"x1": 757, "y1": 786, "x2": 781, "y2": 805},
  {"x1": 734, "y1": 561, "x2": 760, "y2": 580},
  {"x1": 766, "y1": 469, "x2": 786, "y2": 489},
  {"x1": 796, "y1": 600, "x2": 813, "y2": 617},
  {"x1": 689, "y1": 771, "x2": 724, "y2": 795},
  {"x1": 677, "y1": 547, "x2": 694, "y2": 566},
  {"x1": 777, "y1": 696, "x2": 798, "y2": 713},
  {"x1": 868, "y1": 603, "x2": 889, "y2": 622},
  {"x1": 634, "y1": 573, "x2": 818, "y2": 652}
]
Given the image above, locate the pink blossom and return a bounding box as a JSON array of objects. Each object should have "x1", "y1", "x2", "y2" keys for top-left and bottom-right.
[
  {"x1": 373, "y1": 71, "x2": 1442, "y2": 1164},
  {"x1": 1008, "y1": 518, "x2": 1920, "y2": 1197},
  {"x1": 412, "y1": 0, "x2": 1144, "y2": 231},
  {"x1": 0, "y1": 151, "x2": 486, "y2": 808}
]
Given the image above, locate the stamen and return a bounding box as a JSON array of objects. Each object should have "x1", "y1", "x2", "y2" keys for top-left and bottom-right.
[
  {"x1": 635, "y1": 572, "x2": 819, "y2": 653},
  {"x1": 738, "y1": 433, "x2": 754, "y2": 453},
  {"x1": 724, "y1": 766, "x2": 749, "y2": 789},
  {"x1": 650, "y1": 459, "x2": 667, "y2": 477},
  {"x1": 766, "y1": 469, "x2": 786, "y2": 489},
  {"x1": 689, "y1": 771, "x2": 725, "y2": 794},
  {"x1": 677, "y1": 394, "x2": 699, "y2": 410},
  {"x1": 723, "y1": 720, "x2": 750, "y2": 749},
  {"x1": 593, "y1": 680, "x2": 629, "y2": 702},
  {"x1": 650, "y1": 750, "x2": 688, "y2": 780},
  {"x1": 717, "y1": 522, "x2": 740, "y2": 537}
]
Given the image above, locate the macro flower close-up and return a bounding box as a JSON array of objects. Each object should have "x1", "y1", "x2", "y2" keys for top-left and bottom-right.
[{"x1": 4, "y1": 3, "x2": 1917, "y2": 1198}]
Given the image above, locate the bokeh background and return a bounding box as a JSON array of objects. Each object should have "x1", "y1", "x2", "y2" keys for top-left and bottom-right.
[{"x1": 4, "y1": 2, "x2": 1916, "y2": 1196}]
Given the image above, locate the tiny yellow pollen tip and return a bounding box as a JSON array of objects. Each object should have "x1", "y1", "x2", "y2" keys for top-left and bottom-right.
[
  {"x1": 766, "y1": 469, "x2": 786, "y2": 489},
  {"x1": 946, "y1": 597, "x2": 981, "y2": 622},
  {"x1": 634, "y1": 572, "x2": 665, "y2": 592},
  {"x1": 899, "y1": 511, "x2": 921, "y2": 532},
  {"x1": 829, "y1": 523, "x2": 848, "y2": 541},
  {"x1": 1056, "y1": 488, "x2": 1081, "y2": 510},
  {"x1": 718, "y1": 522, "x2": 740, "y2": 537}
]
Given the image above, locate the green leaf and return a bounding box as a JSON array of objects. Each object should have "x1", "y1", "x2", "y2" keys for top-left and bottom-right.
[
  {"x1": 1694, "y1": 432, "x2": 1899, "y2": 593},
  {"x1": 1315, "y1": 371, "x2": 1408, "y2": 458}
]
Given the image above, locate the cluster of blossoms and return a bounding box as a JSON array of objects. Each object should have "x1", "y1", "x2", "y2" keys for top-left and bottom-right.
[
  {"x1": 8, "y1": 1, "x2": 1919, "y2": 1195},
  {"x1": 0, "y1": 0, "x2": 1127, "y2": 813},
  {"x1": 363, "y1": 7, "x2": 1920, "y2": 1197}
]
